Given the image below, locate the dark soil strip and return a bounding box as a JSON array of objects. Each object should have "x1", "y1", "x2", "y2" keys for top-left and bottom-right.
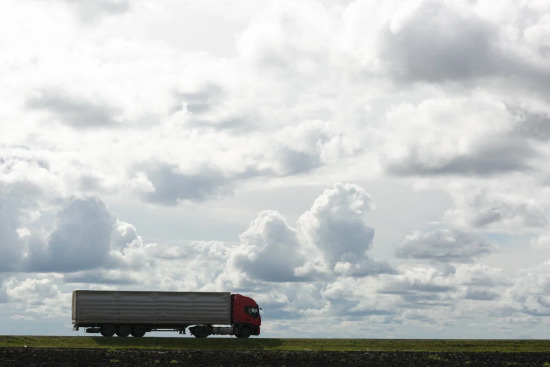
[{"x1": 2, "y1": 348, "x2": 550, "y2": 366}]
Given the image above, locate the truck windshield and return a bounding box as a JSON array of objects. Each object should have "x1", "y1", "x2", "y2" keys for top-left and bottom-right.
[{"x1": 245, "y1": 306, "x2": 260, "y2": 318}]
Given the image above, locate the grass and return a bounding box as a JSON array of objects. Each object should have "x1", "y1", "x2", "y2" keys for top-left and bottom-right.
[{"x1": 1, "y1": 336, "x2": 550, "y2": 352}]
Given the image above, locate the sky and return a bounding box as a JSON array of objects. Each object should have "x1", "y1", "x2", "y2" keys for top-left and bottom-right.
[{"x1": 1, "y1": 0, "x2": 550, "y2": 339}]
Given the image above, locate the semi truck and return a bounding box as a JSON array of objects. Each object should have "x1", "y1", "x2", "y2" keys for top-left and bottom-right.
[{"x1": 72, "y1": 290, "x2": 261, "y2": 338}]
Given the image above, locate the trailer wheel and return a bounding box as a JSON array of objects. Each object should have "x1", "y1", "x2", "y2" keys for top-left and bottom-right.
[
  {"x1": 100, "y1": 324, "x2": 115, "y2": 337},
  {"x1": 131, "y1": 325, "x2": 146, "y2": 338},
  {"x1": 237, "y1": 327, "x2": 251, "y2": 339},
  {"x1": 116, "y1": 325, "x2": 131, "y2": 337}
]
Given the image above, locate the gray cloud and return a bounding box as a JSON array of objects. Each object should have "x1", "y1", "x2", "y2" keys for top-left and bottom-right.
[
  {"x1": 509, "y1": 263, "x2": 550, "y2": 317},
  {"x1": 278, "y1": 149, "x2": 322, "y2": 175},
  {"x1": 299, "y1": 183, "x2": 376, "y2": 266},
  {"x1": 141, "y1": 164, "x2": 232, "y2": 205},
  {"x1": 7, "y1": 0, "x2": 550, "y2": 337},
  {"x1": 0, "y1": 278, "x2": 7, "y2": 303},
  {"x1": 396, "y1": 229, "x2": 494, "y2": 263},
  {"x1": 515, "y1": 110, "x2": 550, "y2": 141},
  {"x1": 313, "y1": 218, "x2": 374, "y2": 264},
  {"x1": 0, "y1": 154, "x2": 55, "y2": 198},
  {"x1": 232, "y1": 210, "x2": 307, "y2": 282},
  {"x1": 382, "y1": 1, "x2": 500, "y2": 82},
  {"x1": 322, "y1": 284, "x2": 398, "y2": 319},
  {"x1": 176, "y1": 85, "x2": 223, "y2": 115},
  {"x1": 186, "y1": 116, "x2": 255, "y2": 133},
  {"x1": 465, "y1": 288, "x2": 499, "y2": 301},
  {"x1": 455, "y1": 264, "x2": 506, "y2": 288},
  {"x1": 471, "y1": 202, "x2": 546, "y2": 229},
  {"x1": 383, "y1": 282, "x2": 453, "y2": 295},
  {"x1": 230, "y1": 183, "x2": 392, "y2": 283},
  {"x1": 335, "y1": 256, "x2": 395, "y2": 277},
  {"x1": 261, "y1": 307, "x2": 301, "y2": 320},
  {"x1": 173, "y1": 87, "x2": 257, "y2": 133},
  {"x1": 27, "y1": 197, "x2": 114, "y2": 272},
  {"x1": 63, "y1": 271, "x2": 136, "y2": 285},
  {"x1": 379, "y1": 0, "x2": 550, "y2": 99},
  {"x1": 54, "y1": 0, "x2": 130, "y2": 23},
  {"x1": 387, "y1": 138, "x2": 535, "y2": 177},
  {"x1": 0, "y1": 200, "x2": 24, "y2": 272},
  {"x1": 445, "y1": 189, "x2": 548, "y2": 230},
  {"x1": 110, "y1": 220, "x2": 139, "y2": 250},
  {"x1": 26, "y1": 90, "x2": 120, "y2": 128},
  {"x1": 271, "y1": 121, "x2": 332, "y2": 176},
  {"x1": 332, "y1": 301, "x2": 397, "y2": 319}
]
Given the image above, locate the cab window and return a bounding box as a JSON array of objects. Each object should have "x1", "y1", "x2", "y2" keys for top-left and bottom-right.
[{"x1": 245, "y1": 306, "x2": 259, "y2": 318}]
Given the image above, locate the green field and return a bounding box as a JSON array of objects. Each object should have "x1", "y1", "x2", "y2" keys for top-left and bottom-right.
[{"x1": 1, "y1": 336, "x2": 550, "y2": 352}]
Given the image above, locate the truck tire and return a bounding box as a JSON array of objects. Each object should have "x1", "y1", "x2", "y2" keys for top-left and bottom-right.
[
  {"x1": 237, "y1": 327, "x2": 251, "y2": 338},
  {"x1": 193, "y1": 326, "x2": 210, "y2": 338},
  {"x1": 116, "y1": 325, "x2": 131, "y2": 337},
  {"x1": 131, "y1": 325, "x2": 146, "y2": 338},
  {"x1": 100, "y1": 324, "x2": 115, "y2": 337}
]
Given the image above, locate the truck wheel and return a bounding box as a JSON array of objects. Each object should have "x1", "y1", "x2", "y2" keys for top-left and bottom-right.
[
  {"x1": 194, "y1": 326, "x2": 210, "y2": 338},
  {"x1": 237, "y1": 327, "x2": 251, "y2": 339},
  {"x1": 116, "y1": 325, "x2": 131, "y2": 337},
  {"x1": 100, "y1": 324, "x2": 115, "y2": 337},
  {"x1": 131, "y1": 325, "x2": 146, "y2": 338}
]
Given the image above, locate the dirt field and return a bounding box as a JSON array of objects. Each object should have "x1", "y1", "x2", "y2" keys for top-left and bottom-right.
[{"x1": 2, "y1": 347, "x2": 550, "y2": 366}]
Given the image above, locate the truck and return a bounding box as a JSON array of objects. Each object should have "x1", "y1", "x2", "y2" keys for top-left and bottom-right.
[{"x1": 72, "y1": 290, "x2": 261, "y2": 338}]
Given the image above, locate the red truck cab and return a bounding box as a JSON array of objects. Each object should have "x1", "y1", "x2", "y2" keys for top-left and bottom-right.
[{"x1": 231, "y1": 294, "x2": 261, "y2": 337}]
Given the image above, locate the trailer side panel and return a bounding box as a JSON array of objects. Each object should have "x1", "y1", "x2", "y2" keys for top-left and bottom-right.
[{"x1": 73, "y1": 291, "x2": 231, "y2": 326}]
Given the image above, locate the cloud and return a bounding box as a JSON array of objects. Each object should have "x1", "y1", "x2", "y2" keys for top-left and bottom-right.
[
  {"x1": 299, "y1": 183, "x2": 375, "y2": 266},
  {"x1": 238, "y1": 1, "x2": 333, "y2": 78},
  {"x1": 464, "y1": 288, "x2": 499, "y2": 301},
  {"x1": 388, "y1": 138, "x2": 535, "y2": 176},
  {"x1": 0, "y1": 278, "x2": 7, "y2": 303},
  {"x1": 273, "y1": 120, "x2": 330, "y2": 175},
  {"x1": 0, "y1": 196, "x2": 134, "y2": 274},
  {"x1": 531, "y1": 233, "x2": 550, "y2": 249},
  {"x1": 0, "y1": 152, "x2": 60, "y2": 199},
  {"x1": 0, "y1": 200, "x2": 24, "y2": 272},
  {"x1": 453, "y1": 263, "x2": 508, "y2": 288},
  {"x1": 515, "y1": 110, "x2": 550, "y2": 141},
  {"x1": 445, "y1": 188, "x2": 548, "y2": 231},
  {"x1": 376, "y1": 0, "x2": 550, "y2": 99},
  {"x1": 6, "y1": 277, "x2": 60, "y2": 302},
  {"x1": 376, "y1": 263, "x2": 509, "y2": 314},
  {"x1": 334, "y1": 257, "x2": 395, "y2": 277},
  {"x1": 231, "y1": 210, "x2": 306, "y2": 282},
  {"x1": 63, "y1": 271, "x2": 136, "y2": 285},
  {"x1": 507, "y1": 260, "x2": 550, "y2": 316},
  {"x1": 296, "y1": 183, "x2": 394, "y2": 278},
  {"x1": 382, "y1": 1, "x2": 499, "y2": 82},
  {"x1": 4, "y1": 276, "x2": 69, "y2": 319},
  {"x1": 110, "y1": 220, "x2": 140, "y2": 250},
  {"x1": 141, "y1": 163, "x2": 232, "y2": 205},
  {"x1": 229, "y1": 183, "x2": 392, "y2": 283},
  {"x1": 322, "y1": 277, "x2": 399, "y2": 319},
  {"x1": 381, "y1": 267, "x2": 454, "y2": 297},
  {"x1": 27, "y1": 197, "x2": 114, "y2": 272},
  {"x1": 176, "y1": 84, "x2": 224, "y2": 115},
  {"x1": 55, "y1": 0, "x2": 130, "y2": 23},
  {"x1": 456, "y1": 264, "x2": 507, "y2": 301},
  {"x1": 26, "y1": 90, "x2": 120, "y2": 128},
  {"x1": 276, "y1": 149, "x2": 321, "y2": 175},
  {"x1": 4, "y1": 0, "x2": 550, "y2": 338},
  {"x1": 383, "y1": 96, "x2": 535, "y2": 177},
  {"x1": 104, "y1": 239, "x2": 233, "y2": 291},
  {"x1": 396, "y1": 229, "x2": 494, "y2": 263}
]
